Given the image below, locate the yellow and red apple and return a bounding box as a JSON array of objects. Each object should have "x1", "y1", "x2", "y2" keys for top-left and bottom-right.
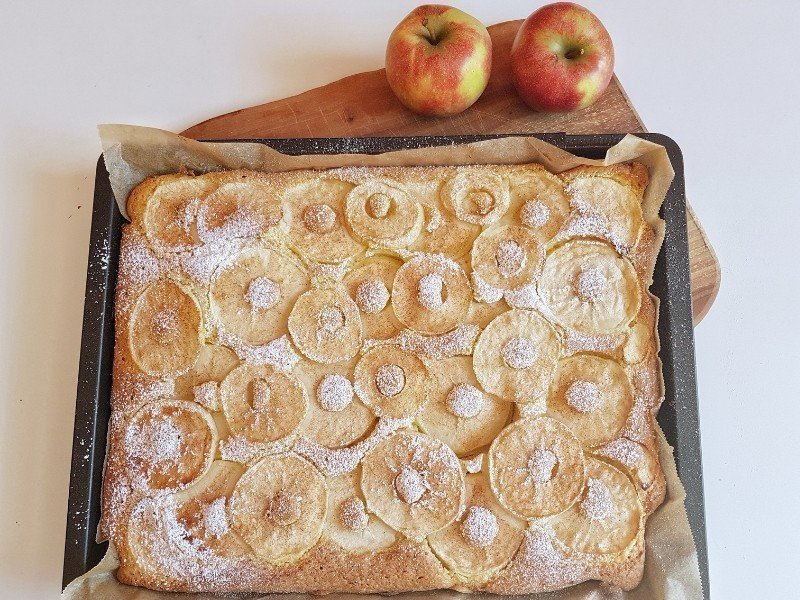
[
  {"x1": 511, "y1": 2, "x2": 614, "y2": 112},
  {"x1": 385, "y1": 5, "x2": 492, "y2": 117}
]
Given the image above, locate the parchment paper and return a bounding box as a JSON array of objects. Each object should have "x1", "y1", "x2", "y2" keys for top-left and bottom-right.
[{"x1": 62, "y1": 125, "x2": 702, "y2": 599}]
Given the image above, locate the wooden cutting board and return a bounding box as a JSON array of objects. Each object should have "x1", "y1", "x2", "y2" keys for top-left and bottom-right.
[{"x1": 183, "y1": 20, "x2": 720, "y2": 324}]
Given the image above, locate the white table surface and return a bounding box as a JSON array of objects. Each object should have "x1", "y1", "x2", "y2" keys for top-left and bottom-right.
[{"x1": 1, "y1": 1, "x2": 798, "y2": 598}]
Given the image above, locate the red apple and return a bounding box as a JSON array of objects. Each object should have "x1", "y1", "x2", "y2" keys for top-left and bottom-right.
[
  {"x1": 385, "y1": 5, "x2": 492, "y2": 117},
  {"x1": 510, "y1": 2, "x2": 614, "y2": 112}
]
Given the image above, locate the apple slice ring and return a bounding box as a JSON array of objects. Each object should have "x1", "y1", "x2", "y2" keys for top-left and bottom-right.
[
  {"x1": 507, "y1": 166, "x2": 571, "y2": 241},
  {"x1": 124, "y1": 399, "x2": 218, "y2": 491},
  {"x1": 344, "y1": 179, "x2": 423, "y2": 249},
  {"x1": 283, "y1": 177, "x2": 365, "y2": 263},
  {"x1": 551, "y1": 457, "x2": 643, "y2": 555},
  {"x1": 295, "y1": 357, "x2": 377, "y2": 449},
  {"x1": 417, "y1": 356, "x2": 512, "y2": 457},
  {"x1": 128, "y1": 279, "x2": 203, "y2": 378},
  {"x1": 472, "y1": 309, "x2": 561, "y2": 404},
  {"x1": 564, "y1": 175, "x2": 645, "y2": 253},
  {"x1": 343, "y1": 255, "x2": 404, "y2": 341},
  {"x1": 471, "y1": 224, "x2": 545, "y2": 292},
  {"x1": 219, "y1": 362, "x2": 308, "y2": 444},
  {"x1": 594, "y1": 438, "x2": 665, "y2": 515},
  {"x1": 123, "y1": 492, "x2": 249, "y2": 588},
  {"x1": 353, "y1": 345, "x2": 429, "y2": 419},
  {"x1": 391, "y1": 253, "x2": 472, "y2": 335},
  {"x1": 196, "y1": 180, "x2": 282, "y2": 243},
  {"x1": 228, "y1": 453, "x2": 327, "y2": 563},
  {"x1": 170, "y1": 460, "x2": 252, "y2": 558},
  {"x1": 288, "y1": 287, "x2": 363, "y2": 364},
  {"x1": 441, "y1": 169, "x2": 510, "y2": 225},
  {"x1": 360, "y1": 431, "x2": 464, "y2": 539},
  {"x1": 210, "y1": 247, "x2": 309, "y2": 346},
  {"x1": 323, "y1": 471, "x2": 397, "y2": 553},
  {"x1": 547, "y1": 354, "x2": 634, "y2": 449},
  {"x1": 428, "y1": 473, "x2": 525, "y2": 580},
  {"x1": 141, "y1": 177, "x2": 216, "y2": 254},
  {"x1": 539, "y1": 240, "x2": 641, "y2": 335},
  {"x1": 488, "y1": 417, "x2": 586, "y2": 519}
]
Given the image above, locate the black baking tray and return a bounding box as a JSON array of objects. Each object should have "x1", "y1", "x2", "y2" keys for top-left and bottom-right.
[{"x1": 64, "y1": 133, "x2": 708, "y2": 598}]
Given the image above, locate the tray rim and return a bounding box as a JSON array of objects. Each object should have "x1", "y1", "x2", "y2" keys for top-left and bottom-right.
[{"x1": 63, "y1": 133, "x2": 708, "y2": 598}]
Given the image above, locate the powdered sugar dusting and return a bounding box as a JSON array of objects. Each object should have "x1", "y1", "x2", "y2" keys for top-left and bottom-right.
[
  {"x1": 565, "y1": 179, "x2": 636, "y2": 255},
  {"x1": 559, "y1": 208, "x2": 632, "y2": 256},
  {"x1": 504, "y1": 283, "x2": 546, "y2": 311},
  {"x1": 622, "y1": 395, "x2": 655, "y2": 444},
  {"x1": 219, "y1": 435, "x2": 294, "y2": 464},
  {"x1": 120, "y1": 378, "x2": 176, "y2": 408},
  {"x1": 565, "y1": 380, "x2": 603, "y2": 413},
  {"x1": 460, "y1": 506, "x2": 499, "y2": 547},
  {"x1": 202, "y1": 497, "x2": 229, "y2": 539},
  {"x1": 109, "y1": 162, "x2": 663, "y2": 592},
  {"x1": 520, "y1": 199, "x2": 551, "y2": 228},
  {"x1": 495, "y1": 239, "x2": 526, "y2": 277},
  {"x1": 446, "y1": 383, "x2": 484, "y2": 418},
  {"x1": 217, "y1": 330, "x2": 299, "y2": 372},
  {"x1": 197, "y1": 205, "x2": 265, "y2": 244},
  {"x1": 375, "y1": 363, "x2": 406, "y2": 397},
  {"x1": 565, "y1": 329, "x2": 626, "y2": 355},
  {"x1": 121, "y1": 233, "x2": 162, "y2": 285},
  {"x1": 582, "y1": 478, "x2": 614, "y2": 521},
  {"x1": 245, "y1": 276, "x2": 280, "y2": 310},
  {"x1": 180, "y1": 238, "x2": 244, "y2": 284},
  {"x1": 417, "y1": 272, "x2": 445, "y2": 310},
  {"x1": 152, "y1": 308, "x2": 179, "y2": 339},
  {"x1": 599, "y1": 437, "x2": 644, "y2": 469},
  {"x1": 492, "y1": 527, "x2": 583, "y2": 592},
  {"x1": 193, "y1": 381, "x2": 220, "y2": 411},
  {"x1": 463, "y1": 454, "x2": 484, "y2": 474},
  {"x1": 471, "y1": 272, "x2": 504, "y2": 303},
  {"x1": 419, "y1": 252, "x2": 460, "y2": 273},
  {"x1": 308, "y1": 261, "x2": 349, "y2": 283},
  {"x1": 375, "y1": 324, "x2": 479, "y2": 359},
  {"x1": 425, "y1": 204, "x2": 444, "y2": 232},
  {"x1": 575, "y1": 267, "x2": 608, "y2": 301},
  {"x1": 293, "y1": 438, "x2": 361, "y2": 477},
  {"x1": 339, "y1": 496, "x2": 369, "y2": 531},
  {"x1": 302, "y1": 203, "x2": 336, "y2": 234},
  {"x1": 501, "y1": 337, "x2": 537, "y2": 370},
  {"x1": 126, "y1": 495, "x2": 256, "y2": 588},
  {"x1": 394, "y1": 466, "x2": 426, "y2": 504},
  {"x1": 528, "y1": 449, "x2": 557, "y2": 483},
  {"x1": 267, "y1": 490, "x2": 302, "y2": 525},
  {"x1": 176, "y1": 197, "x2": 200, "y2": 235},
  {"x1": 251, "y1": 379, "x2": 272, "y2": 412},
  {"x1": 126, "y1": 412, "x2": 181, "y2": 465},
  {"x1": 316, "y1": 305, "x2": 347, "y2": 341},
  {"x1": 355, "y1": 278, "x2": 389, "y2": 314},
  {"x1": 293, "y1": 417, "x2": 407, "y2": 477},
  {"x1": 316, "y1": 373, "x2": 354, "y2": 412}
]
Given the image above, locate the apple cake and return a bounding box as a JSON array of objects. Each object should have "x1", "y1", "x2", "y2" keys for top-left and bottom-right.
[{"x1": 100, "y1": 159, "x2": 666, "y2": 594}]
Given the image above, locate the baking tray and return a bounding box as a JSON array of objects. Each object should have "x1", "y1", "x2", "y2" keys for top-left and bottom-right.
[{"x1": 64, "y1": 133, "x2": 708, "y2": 597}]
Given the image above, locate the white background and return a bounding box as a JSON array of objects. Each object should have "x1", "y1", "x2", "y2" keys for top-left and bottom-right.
[{"x1": 1, "y1": 1, "x2": 798, "y2": 598}]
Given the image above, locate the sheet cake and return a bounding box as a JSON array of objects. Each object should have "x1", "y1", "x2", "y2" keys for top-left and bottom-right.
[{"x1": 100, "y1": 161, "x2": 666, "y2": 594}]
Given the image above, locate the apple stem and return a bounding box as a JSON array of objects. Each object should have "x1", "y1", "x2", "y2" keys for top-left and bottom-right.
[
  {"x1": 564, "y1": 47, "x2": 585, "y2": 60},
  {"x1": 421, "y1": 18, "x2": 440, "y2": 46}
]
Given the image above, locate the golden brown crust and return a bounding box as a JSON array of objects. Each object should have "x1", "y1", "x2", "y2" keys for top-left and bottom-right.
[
  {"x1": 116, "y1": 539, "x2": 454, "y2": 594},
  {"x1": 559, "y1": 162, "x2": 650, "y2": 199},
  {"x1": 103, "y1": 161, "x2": 665, "y2": 595}
]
